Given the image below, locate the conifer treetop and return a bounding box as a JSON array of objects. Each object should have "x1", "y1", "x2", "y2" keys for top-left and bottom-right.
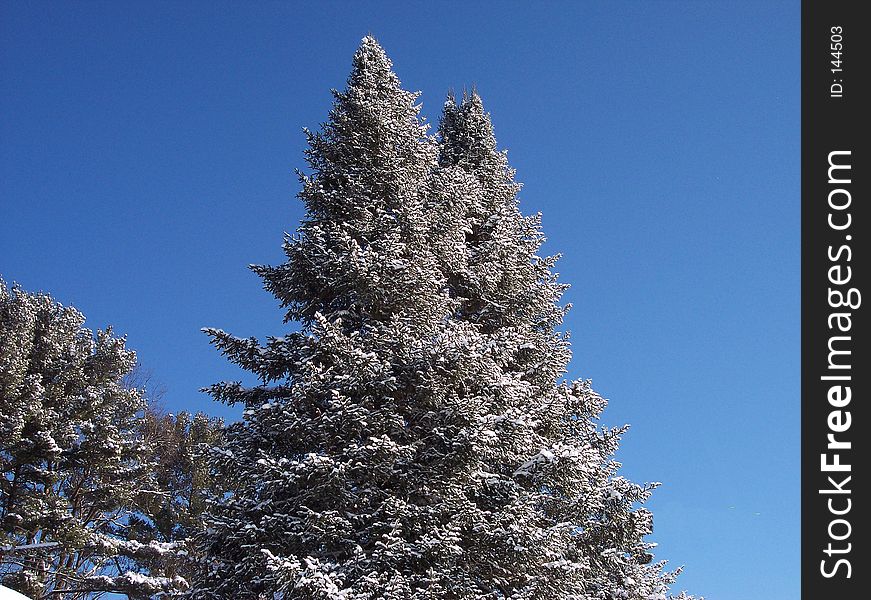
[
  {"x1": 439, "y1": 89, "x2": 502, "y2": 174},
  {"x1": 249, "y1": 35, "x2": 439, "y2": 330},
  {"x1": 348, "y1": 36, "x2": 399, "y2": 91}
]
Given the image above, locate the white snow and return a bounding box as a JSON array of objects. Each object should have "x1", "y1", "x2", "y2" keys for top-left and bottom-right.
[{"x1": 0, "y1": 585, "x2": 33, "y2": 600}]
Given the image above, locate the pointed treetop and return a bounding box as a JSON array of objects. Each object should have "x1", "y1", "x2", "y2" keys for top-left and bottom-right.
[
  {"x1": 356, "y1": 35, "x2": 390, "y2": 65},
  {"x1": 438, "y1": 88, "x2": 498, "y2": 170},
  {"x1": 348, "y1": 35, "x2": 397, "y2": 90},
  {"x1": 444, "y1": 89, "x2": 458, "y2": 109},
  {"x1": 465, "y1": 87, "x2": 484, "y2": 111},
  {"x1": 439, "y1": 92, "x2": 459, "y2": 155},
  {"x1": 460, "y1": 88, "x2": 491, "y2": 133}
]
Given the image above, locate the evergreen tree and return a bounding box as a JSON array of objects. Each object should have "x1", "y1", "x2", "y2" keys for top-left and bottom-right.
[
  {"x1": 0, "y1": 281, "x2": 186, "y2": 598},
  {"x1": 194, "y1": 36, "x2": 454, "y2": 598},
  {"x1": 194, "y1": 38, "x2": 695, "y2": 600},
  {"x1": 433, "y1": 93, "x2": 695, "y2": 599}
]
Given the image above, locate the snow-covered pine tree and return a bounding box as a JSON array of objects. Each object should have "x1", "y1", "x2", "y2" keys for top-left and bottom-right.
[
  {"x1": 195, "y1": 37, "x2": 695, "y2": 600},
  {"x1": 194, "y1": 36, "x2": 457, "y2": 598},
  {"x1": 0, "y1": 281, "x2": 186, "y2": 598},
  {"x1": 430, "y1": 92, "x2": 696, "y2": 598}
]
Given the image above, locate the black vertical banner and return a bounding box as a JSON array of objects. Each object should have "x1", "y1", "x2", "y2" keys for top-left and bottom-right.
[{"x1": 802, "y1": 1, "x2": 867, "y2": 596}]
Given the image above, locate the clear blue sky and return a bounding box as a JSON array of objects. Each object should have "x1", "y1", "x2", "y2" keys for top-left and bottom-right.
[{"x1": 1, "y1": 2, "x2": 799, "y2": 598}]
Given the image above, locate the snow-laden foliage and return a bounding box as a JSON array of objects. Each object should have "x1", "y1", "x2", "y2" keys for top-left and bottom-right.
[
  {"x1": 433, "y1": 92, "x2": 695, "y2": 599},
  {"x1": 193, "y1": 37, "x2": 697, "y2": 599},
  {"x1": 0, "y1": 281, "x2": 186, "y2": 598}
]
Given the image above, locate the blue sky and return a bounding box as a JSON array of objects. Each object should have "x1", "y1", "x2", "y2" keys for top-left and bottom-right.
[{"x1": 1, "y1": 2, "x2": 799, "y2": 598}]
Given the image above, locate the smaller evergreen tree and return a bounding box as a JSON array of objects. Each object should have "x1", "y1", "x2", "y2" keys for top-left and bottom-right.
[
  {"x1": 434, "y1": 92, "x2": 696, "y2": 599},
  {"x1": 0, "y1": 281, "x2": 186, "y2": 598}
]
